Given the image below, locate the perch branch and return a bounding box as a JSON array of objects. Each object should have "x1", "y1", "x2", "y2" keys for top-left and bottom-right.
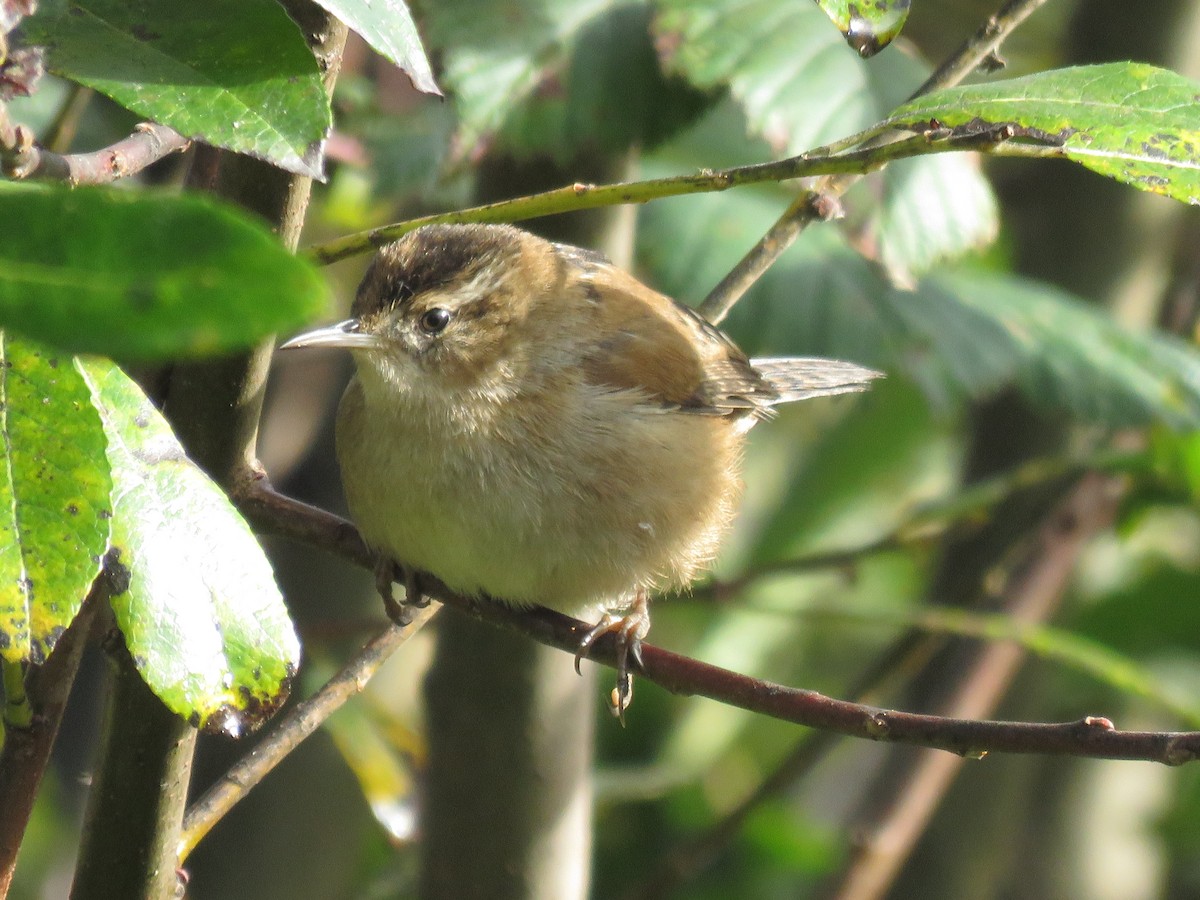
[{"x1": 235, "y1": 472, "x2": 1200, "y2": 767}]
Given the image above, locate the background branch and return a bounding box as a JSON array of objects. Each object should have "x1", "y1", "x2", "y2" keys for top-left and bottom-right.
[{"x1": 0, "y1": 584, "x2": 103, "y2": 895}]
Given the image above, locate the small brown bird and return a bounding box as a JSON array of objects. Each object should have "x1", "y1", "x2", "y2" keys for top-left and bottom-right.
[{"x1": 282, "y1": 223, "x2": 880, "y2": 714}]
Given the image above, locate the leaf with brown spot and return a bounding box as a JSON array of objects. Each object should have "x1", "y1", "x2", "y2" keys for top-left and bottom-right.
[{"x1": 0, "y1": 333, "x2": 111, "y2": 664}]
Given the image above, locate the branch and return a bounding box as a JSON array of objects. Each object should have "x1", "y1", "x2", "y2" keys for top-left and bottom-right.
[
  {"x1": 697, "y1": 0, "x2": 1055, "y2": 322},
  {"x1": 623, "y1": 629, "x2": 943, "y2": 900},
  {"x1": 237, "y1": 474, "x2": 1200, "y2": 767},
  {"x1": 914, "y1": 0, "x2": 1054, "y2": 100},
  {"x1": 0, "y1": 111, "x2": 189, "y2": 184},
  {"x1": 305, "y1": 134, "x2": 979, "y2": 266},
  {"x1": 178, "y1": 603, "x2": 439, "y2": 861},
  {"x1": 698, "y1": 191, "x2": 842, "y2": 323},
  {"x1": 824, "y1": 470, "x2": 1112, "y2": 900},
  {"x1": 0, "y1": 583, "x2": 103, "y2": 895}
]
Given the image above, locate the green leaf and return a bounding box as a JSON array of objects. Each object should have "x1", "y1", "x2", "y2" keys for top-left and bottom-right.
[
  {"x1": 20, "y1": 0, "x2": 331, "y2": 178},
  {"x1": 313, "y1": 0, "x2": 440, "y2": 97},
  {"x1": 655, "y1": 0, "x2": 900, "y2": 153},
  {"x1": 77, "y1": 358, "x2": 299, "y2": 733},
  {"x1": 0, "y1": 184, "x2": 329, "y2": 360},
  {"x1": 498, "y1": 5, "x2": 711, "y2": 159},
  {"x1": 424, "y1": 1, "x2": 706, "y2": 158},
  {"x1": 866, "y1": 153, "x2": 999, "y2": 282},
  {"x1": 927, "y1": 271, "x2": 1200, "y2": 428},
  {"x1": 812, "y1": 0, "x2": 910, "y2": 57},
  {"x1": 0, "y1": 335, "x2": 112, "y2": 664},
  {"x1": 885, "y1": 63, "x2": 1200, "y2": 205},
  {"x1": 423, "y1": 0, "x2": 613, "y2": 154}
]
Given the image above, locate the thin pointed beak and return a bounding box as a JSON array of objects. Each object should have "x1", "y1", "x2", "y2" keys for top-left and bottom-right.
[{"x1": 279, "y1": 319, "x2": 382, "y2": 351}]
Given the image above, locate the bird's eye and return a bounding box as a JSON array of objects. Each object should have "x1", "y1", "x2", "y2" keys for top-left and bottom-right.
[{"x1": 418, "y1": 308, "x2": 451, "y2": 335}]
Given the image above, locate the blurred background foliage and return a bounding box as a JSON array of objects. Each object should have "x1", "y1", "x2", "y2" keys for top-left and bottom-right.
[{"x1": 12, "y1": 0, "x2": 1200, "y2": 897}]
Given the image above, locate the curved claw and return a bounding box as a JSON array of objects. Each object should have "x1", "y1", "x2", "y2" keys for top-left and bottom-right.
[
  {"x1": 573, "y1": 591, "x2": 651, "y2": 719},
  {"x1": 374, "y1": 555, "x2": 427, "y2": 626}
]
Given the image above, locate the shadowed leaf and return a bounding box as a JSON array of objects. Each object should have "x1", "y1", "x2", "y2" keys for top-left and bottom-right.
[{"x1": 0, "y1": 184, "x2": 328, "y2": 360}]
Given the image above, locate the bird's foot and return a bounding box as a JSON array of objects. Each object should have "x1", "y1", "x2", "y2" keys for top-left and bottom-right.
[
  {"x1": 574, "y1": 590, "x2": 650, "y2": 723},
  {"x1": 374, "y1": 556, "x2": 429, "y2": 626}
]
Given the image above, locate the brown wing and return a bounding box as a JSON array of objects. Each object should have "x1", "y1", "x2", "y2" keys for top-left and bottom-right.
[{"x1": 574, "y1": 258, "x2": 777, "y2": 414}]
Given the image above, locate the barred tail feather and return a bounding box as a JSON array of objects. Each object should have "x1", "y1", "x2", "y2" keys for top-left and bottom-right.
[{"x1": 750, "y1": 357, "x2": 884, "y2": 405}]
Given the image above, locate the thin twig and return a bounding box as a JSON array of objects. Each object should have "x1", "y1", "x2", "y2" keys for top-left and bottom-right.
[
  {"x1": 822, "y1": 471, "x2": 1113, "y2": 900},
  {"x1": 623, "y1": 630, "x2": 945, "y2": 900},
  {"x1": 0, "y1": 114, "x2": 189, "y2": 184},
  {"x1": 913, "y1": 0, "x2": 1054, "y2": 101},
  {"x1": 698, "y1": 191, "x2": 843, "y2": 323},
  {"x1": 178, "y1": 604, "x2": 439, "y2": 861},
  {"x1": 697, "y1": 0, "x2": 1055, "y2": 322},
  {"x1": 702, "y1": 445, "x2": 1141, "y2": 599},
  {"x1": 305, "y1": 134, "x2": 1007, "y2": 266}
]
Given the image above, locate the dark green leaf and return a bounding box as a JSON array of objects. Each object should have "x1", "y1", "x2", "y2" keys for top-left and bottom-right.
[
  {"x1": 425, "y1": 1, "x2": 707, "y2": 158},
  {"x1": 314, "y1": 0, "x2": 440, "y2": 96},
  {"x1": 0, "y1": 335, "x2": 111, "y2": 665},
  {"x1": 423, "y1": 0, "x2": 613, "y2": 153},
  {"x1": 20, "y1": 0, "x2": 331, "y2": 178},
  {"x1": 77, "y1": 358, "x2": 299, "y2": 733},
  {"x1": 0, "y1": 184, "x2": 329, "y2": 360},
  {"x1": 885, "y1": 63, "x2": 1200, "y2": 205},
  {"x1": 812, "y1": 0, "x2": 910, "y2": 57}
]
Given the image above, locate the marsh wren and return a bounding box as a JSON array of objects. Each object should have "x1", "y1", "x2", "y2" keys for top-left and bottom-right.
[{"x1": 282, "y1": 223, "x2": 881, "y2": 714}]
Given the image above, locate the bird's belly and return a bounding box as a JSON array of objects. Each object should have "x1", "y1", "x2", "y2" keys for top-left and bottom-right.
[{"x1": 335, "y1": 381, "x2": 741, "y2": 616}]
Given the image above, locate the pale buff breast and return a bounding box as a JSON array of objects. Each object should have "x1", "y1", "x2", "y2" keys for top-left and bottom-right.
[{"x1": 335, "y1": 374, "x2": 744, "y2": 617}]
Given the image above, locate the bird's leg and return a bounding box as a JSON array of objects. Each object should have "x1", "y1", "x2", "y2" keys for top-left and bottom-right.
[
  {"x1": 574, "y1": 588, "x2": 650, "y2": 721},
  {"x1": 374, "y1": 555, "x2": 428, "y2": 625}
]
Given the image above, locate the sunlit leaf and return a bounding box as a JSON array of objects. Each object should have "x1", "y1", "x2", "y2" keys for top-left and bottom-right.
[
  {"x1": 20, "y1": 0, "x2": 331, "y2": 178},
  {"x1": 812, "y1": 0, "x2": 910, "y2": 57},
  {"x1": 0, "y1": 335, "x2": 110, "y2": 664},
  {"x1": 313, "y1": 0, "x2": 440, "y2": 96},
  {"x1": 78, "y1": 358, "x2": 299, "y2": 733},
  {"x1": 886, "y1": 63, "x2": 1200, "y2": 205}
]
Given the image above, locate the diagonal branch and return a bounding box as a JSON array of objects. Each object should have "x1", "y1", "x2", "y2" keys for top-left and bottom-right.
[
  {"x1": 177, "y1": 602, "x2": 439, "y2": 862},
  {"x1": 697, "y1": 0, "x2": 1055, "y2": 322}
]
